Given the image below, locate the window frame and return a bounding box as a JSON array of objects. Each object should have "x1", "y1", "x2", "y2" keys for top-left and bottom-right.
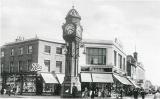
[
  {"x1": 56, "y1": 61, "x2": 62, "y2": 73},
  {"x1": 44, "y1": 60, "x2": 50, "y2": 72},
  {"x1": 44, "y1": 45, "x2": 51, "y2": 54},
  {"x1": 56, "y1": 47, "x2": 62, "y2": 54},
  {"x1": 86, "y1": 48, "x2": 106, "y2": 65}
]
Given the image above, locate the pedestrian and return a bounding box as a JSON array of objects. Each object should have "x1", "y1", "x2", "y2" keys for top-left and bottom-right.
[
  {"x1": 98, "y1": 89, "x2": 101, "y2": 98},
  {"x1": 3, "y1": 88, "x2": 6, "y2": 95},
  {"x1": 120, "y1": 88, "x2": 124, "y2": 99},
  {"x1": 1, "y1": 88, "x2": 4, "y2": 95},
  {"x1": 133, "y1": 88, "x2": 139, "y2": 99},
  {"x1": 91, "y1": 89, "x2": 95, "y2": 99},
  {"x1": 8, "y1": 85, "x2": 11, "y2": 96},
  {"x1": 72, "y1": 83, "x2": 78, "y2": 98},
  {"x1": 140, "y1": 88, "x2": 146, "y2": 99},
  {"x1": 154, "y1": 89, "x2": 160, "y2": 99}
]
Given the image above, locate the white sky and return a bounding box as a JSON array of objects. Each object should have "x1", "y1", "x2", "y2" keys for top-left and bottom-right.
[{"x1": 1, "y1": 0, "x2": 160, "y2": 85}]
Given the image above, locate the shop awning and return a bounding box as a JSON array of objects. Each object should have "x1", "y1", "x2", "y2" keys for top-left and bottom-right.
[
  {"x1": 113, "y1": 75, "x2": 132, "y2": 85},
  {"x1": 56, "y1": 73, "x2": 65, "y2": 84},
  {"x1": 80, "y1": 73, "x2": 92, "y2": 82},
  {"x1": 128, "y1": 79, "x2": 140, "y2": 88},
  {"x1": 92, "y1": 73, "x2": 114, "y2": 83},
  {"x1": 41, "y1": 73, "x2": 58, "y2": 84}
]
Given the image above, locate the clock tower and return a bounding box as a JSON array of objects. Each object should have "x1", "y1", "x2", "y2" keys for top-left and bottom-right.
[{"x1": 61, "y1": 6, "x2": 83, "y2": 98}]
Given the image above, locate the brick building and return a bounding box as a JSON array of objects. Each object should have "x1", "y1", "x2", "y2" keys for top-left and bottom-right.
[{"x1": 0, "y1": 37, "x2": 65, "y2": 94}]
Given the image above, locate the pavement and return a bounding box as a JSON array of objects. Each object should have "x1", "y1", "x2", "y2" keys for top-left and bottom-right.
[{"x1": 0, "y1": 94, "x2": 154, "y2": 99}]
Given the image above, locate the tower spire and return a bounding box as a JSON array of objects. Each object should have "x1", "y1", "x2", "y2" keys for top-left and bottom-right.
[{"x1": 72, "y1": 0, "x2": 75, "y2": 9}]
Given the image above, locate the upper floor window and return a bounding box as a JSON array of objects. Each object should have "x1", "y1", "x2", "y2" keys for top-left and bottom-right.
[
  {"x1": 44, "y1": 60, "x2": 50, "y2": 72},
  {"x1": 19, "y1": 47, "x2": 23, "y2": 55},
  {"x1": 11, "y1": 48, "x2": 14, "y2": 56},
  {"x1": 123, "y1": 58, "x2": 125, "y2": 71},
  {"x1": 44, "y1": 45, "x2": 51, "y2": 53},
  {"x1": 86, "y1": 48, "x2": 106, "y2": 65},
  {"x1": 56, "y1": 47, "x2": 62, "y2": 54},
  {"x1": 56, "y1": 61, "x2": 62, "y2": 73},
  {"x1": 27, "y1": 60, "x2": 32, "y2": 71},
  {"x1": 18, "y1": 61, "x2": 23, "y2": 72},
  {"x1": 114, "y1": 50, "x2": 117, "y2": 66},
  {"x1": 118, "y1": 54, "x2": 122, "y2": 69},
  {"x1": 1, "y1": 63, "x2": 4, "y2": 73},
  {"x1": 27, "y1": 45, "x2": 32, "y2": 54},
  {"x1": 1, "y1": 51, "x2": 4, "y2": 57},
  {"x1": 10, "y1": 62, "x2": 14, "y2": 73}
]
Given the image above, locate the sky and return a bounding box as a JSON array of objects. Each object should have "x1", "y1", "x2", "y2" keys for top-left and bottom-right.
[{"x1": 1, "y1": 0, "x2": 160, "y2": 85}]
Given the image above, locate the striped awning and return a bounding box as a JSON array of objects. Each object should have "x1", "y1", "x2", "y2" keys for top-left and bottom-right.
[
  {"x1": 41, "y1": 73, "x2": 58, "y2": 84},
  {"x1": 92, "y1": 73, "x2": 114, "y2": 83},
  {"x1": 113, "y1": 74, "x2": 132, "y2": 85}
]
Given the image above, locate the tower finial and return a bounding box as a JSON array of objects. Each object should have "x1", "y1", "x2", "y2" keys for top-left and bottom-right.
[{"x1": 72, "y1": 0, "x2": 75, "y2": 9}]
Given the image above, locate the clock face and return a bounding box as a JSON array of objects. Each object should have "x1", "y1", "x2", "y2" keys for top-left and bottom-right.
[
  {"x1": 65, "y1": 24, "x2": 75, "y2": 34},
  {"x1": 76, "y1": 25, "x2": 82, "y2": 37}
]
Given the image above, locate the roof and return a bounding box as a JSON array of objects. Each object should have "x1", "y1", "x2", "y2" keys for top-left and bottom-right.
[
  {"x1": 66, "y1": 7, "x2": 81, "y2": 19},
  {"x1": 2, "y1": 37, "x2": 65, "y2": 47}
]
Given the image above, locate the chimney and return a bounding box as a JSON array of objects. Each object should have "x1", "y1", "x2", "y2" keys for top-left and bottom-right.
[{"x1": 133, "y1": 52, "x2": 138, "y2": 62}]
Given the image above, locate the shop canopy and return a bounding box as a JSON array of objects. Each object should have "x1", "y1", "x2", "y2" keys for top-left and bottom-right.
[
  {"x1": 41, "y1": 73, "x2": 58, "y2": 84},
  {"x1": 128, "y1": 79, "x2": 140, "y2": 88},
  {"x1": 113, "y1": 74, "x2": 132, "y2": 85},
  {"x1": 92, "y1": 73, "x2": 114, "y2": 83},
  {"x1": 56, "y1": 73, "x2": 65, "y2": 84},
  {"x1": 80, "y1": 72, "x2": 92, "y2": 82}
]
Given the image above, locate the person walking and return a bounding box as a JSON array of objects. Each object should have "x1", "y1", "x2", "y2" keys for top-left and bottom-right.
[
  {"x1": 140, "y1": 88, "x2": 146, "y2": 99},
  {"x1": 91, "y1": 89, "x2": 95, "y2": 99},
  {"x1": 72, "y1": 83, "x2": 78, "y2": 98},
  {"x1": 133, "y1": 88, "x2": 139, "y2": 99},
  {"x1": 154, "y1": 89, "x2": 160, "y2": 99}
]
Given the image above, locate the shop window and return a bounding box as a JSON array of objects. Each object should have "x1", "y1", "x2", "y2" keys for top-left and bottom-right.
[
  {"x1": 44, "y1": 45, "x2": 51, "y2": 53},
  {"x1": 23, "y1": 77, "x2": 36, "y2": 92},
  {"x1": 56, "y1": 61, "x2": 62, "y2": 73},
  {"x1": 104, "y1": 68, "x2": 112, "y2": 72},
  {"x1": 27, "y1": 45, "x2": 32, "y2": 54},
  {"x1": 86, "y1": 48, "x2": 106, "y2": 65},
  {"x1": 44, "y1": 60, "x2": 50, "y2": 72},
  {"x1": 56, "y1": 47, "x2": 62, "y2": 54}
]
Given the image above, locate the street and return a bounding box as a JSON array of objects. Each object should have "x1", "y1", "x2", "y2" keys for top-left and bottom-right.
[{"x1": 0, "y1": 94, "x2": 154, "y2": 99}]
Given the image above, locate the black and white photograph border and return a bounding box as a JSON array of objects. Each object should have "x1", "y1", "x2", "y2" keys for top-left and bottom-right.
[{"x1": 0, "y1": 0, "x2": 160, "y2": 99}]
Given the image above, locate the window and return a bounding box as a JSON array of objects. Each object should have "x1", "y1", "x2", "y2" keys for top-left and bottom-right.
[
  {"x1": 18, "y1": 61, "x2": 23, "y2": 72},
  {"x1": 118, "y1": 54, "x2": 122, "y2": 69},
  {"x1": 11, "y1": 48, "x2": 14, "y2": 56},
  {"x1": 56, "y1": 61, "x2": 62, "y2": 73},
  {"x1": 114, "y1": 50, "x2": 117, "y2": 66},
  {"x1": 27, "y1": 60, "x2": 32, "y2": 71},
  {"x1": 86, "y1": 48, "x2": 106, "y2": 65},
  {"x1": 10, "y1": 62, "x2": 14, "y2": 73},
  {"x1": 56, "y1": 47, "x2": 62, "y2": 54},
  {"x1": 123, "y1": 58, "x2": 125, "y2": 71},
  {"x1": 19, "y1": 47, "x2": 23, "y2": 55},
  {"x1": 44, "y1": 60, "x2": 50, "y2": 72},
  {"x1": 1, "y1": 51, "x2": 4, "y2": 57},
  {"x1": 44, "y1": 45, "x2": 51, "y2": 53},
  {"x1": 27, "y1": 45, "x2": 32, "y2": 54},
  {"x1": 1, "y1": 64, "x2": 4, "y2": 73}
]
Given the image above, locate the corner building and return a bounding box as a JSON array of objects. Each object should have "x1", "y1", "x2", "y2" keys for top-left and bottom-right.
[
  {"x1": 79, "y1": 39, "x2": 133, "y2": 97},
  {"x1": 0, "y1": 38, "x2": 65, "y2": 95}
]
